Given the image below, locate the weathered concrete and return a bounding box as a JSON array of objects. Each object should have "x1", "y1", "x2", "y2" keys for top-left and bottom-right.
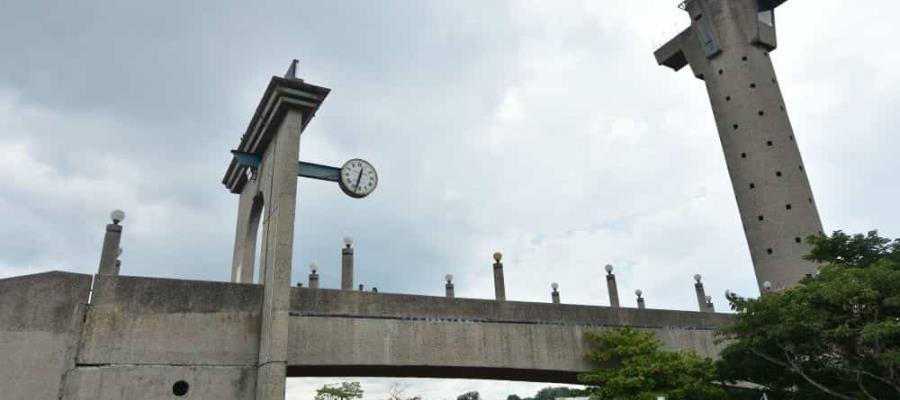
[
  {"x1": 655, "y1": 0, "x2": 822, "y2": 292},
  {"x1": 287, "y1": 287, "x2": 729, "y2": 383},
  {"x1": 97, "y1": 223, "x2": 122, "y2": 275},
  {"x1": 0, "y1": 272, "x2": 91, "y2": 400},
  {"x1": 223, "y1": 74, "x2": 330, "y2": 400},
  {"x1": 79, "y1": 275, "x2": 262, "y2": 366},
  {"x1": 0, "y1": 272, "x2": 733, "y2": 398},
  {"x1": 63, "y1": 365, "x2": 256, "y2": 400}
]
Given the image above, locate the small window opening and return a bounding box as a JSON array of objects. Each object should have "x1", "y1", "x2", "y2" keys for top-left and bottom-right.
[
  {"x1": 776, "y1": 171, "x2": 783, "y2": 177},
  {"x1": 749, "y1": 183, "x2": 756, "y2": 189},
  {"x1": 766, "y1": 140, "x2": 773, "y2": 146},
  {"x1": 767, "y1": 248, "x2": 774, "y2": 254},
  {"x1": 795, "y1": 237, "x2": 802, "y2": 243},
  {"x1": 718, "y1": 69, "x2": 724, "y2": 75},
  {"x1": 733, "y1": 124, "x2": 739, "y2": 130},
  {"x1": 750, "y1": 83, "x2": 757, "y2": 89},
  {"x1": 741, "y1": 152, "x2": 747, "y2": 158},
  {"x1": 742, "y1": 56, "x2": 748, "y2": 62},
  {"x1": 726, "y1": 96, "x2": 732, "y2": 102},
  {"x1": 758, "y1": 215, "x2": 764, "y2": 221},
  {"x1": 758, "y1": 110, "x2": 765, "y2": 116},
  {"x1": 786, "y1": 204, "x2": 792, "y2": 210}
]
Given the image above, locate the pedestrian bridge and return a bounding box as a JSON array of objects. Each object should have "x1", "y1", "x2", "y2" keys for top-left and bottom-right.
[{"x1": 1, "y1": 272, "x2": 730, "y2": 399}]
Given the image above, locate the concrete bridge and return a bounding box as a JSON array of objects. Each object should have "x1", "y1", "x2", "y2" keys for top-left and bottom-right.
[{"x1": 0, "y1": 271, "x2": 729, "y2": 399}]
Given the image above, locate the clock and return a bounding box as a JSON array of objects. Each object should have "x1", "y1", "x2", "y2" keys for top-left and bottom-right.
[{"x1": 339, "y1": 158, "x2": 378, "y2": 198}]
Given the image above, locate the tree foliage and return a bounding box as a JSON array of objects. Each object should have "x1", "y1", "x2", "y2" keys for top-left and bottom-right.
[
  {"x1": 578, "y1": 327, "x2": 727, "y2": 400},
  {"x1": 315, "y1": 382, "x2": 364, "y2": 400},
  {"x1": 456, "y1": 390, "x2": 480, "y2": 400},
  {"x1": 717, "y1": 231, "x2": 900, "y2": 399},
  {"x1": 521, "y1": 386, "x2": 581, "y2": 400}
]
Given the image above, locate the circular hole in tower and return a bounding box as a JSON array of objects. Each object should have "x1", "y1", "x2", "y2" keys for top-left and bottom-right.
[
  {"x1": 795, "y1": 237, "x2": 802, "y2": 243},
  {"x1": 758, "y1": 110, "x2": 765, "y2": 116},
  {"x1": 799, "y1": 165, "x2": 804, "y2": 171},
  {"x1": 750, "y1": 83, "x2": 757, "y2": 89},
  {"x1": 726, "y1": 96, "x2": 732, "y2": 102},
  {"x1": 741, "y1": 152, "x2": 747, "y2": 158},
  {"x1": 767, "y1": 248, "x2": 774, "y2": 254},
  {"x1": 173, "y1": 381, "x2": 189, "y2": 397},
  {"x1": 758, "y1": 215, "x2": 764, "y2": 221},
  {"x1": 718, "y1": 69, "x2": 724, "y2": 75},
  {"x1": 786, "y1": 204, "x2": 792, "y2": 210},
  {"x1": 733, "y1": 124, "x2": 739, "y2": 130},
  {"x1": 749, "y1": 183, "x2": 755, "y2": 189},
  {"x1": 776, "y1": 171, "x2": 783, "y2": 177},
  {"x1": 742, "y1": 56, "x2": 748, "y2": 62},
  {"x1": 767, "y1": 140, "x2": 773, "y2": 146}
]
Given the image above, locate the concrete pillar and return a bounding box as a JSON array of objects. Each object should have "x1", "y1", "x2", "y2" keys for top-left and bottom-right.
[
  {"x1": 445, "y1": 274, "x2": 455, "y2": 298},
  {"x1": 254, "y1": 107, "x2": 305, "y2": 400},
  {"x1": 693, "y1": 274, "x2": 710, "y2": 313},
  {"x1": 492, "y1": 252, "x2": 506, "y2": 301},
  {"x1": 655, "y1": 0, "x2": 822, "y2": 292},
  {"x1": 705, "y1": 295, "x2": 716, "y2": 312},
  {"x1": 98, "y1": 210, "x2": 125, "y2": 276},
  {"x1": 636, "y1": 289, "x2": 645, "y2": 309},
  {"x1": 605, "y1": 264, "x2": 620, "y2": 308},
  {"x1": 230, "y1": 184, "x2": 262, "y2": 283},
  {"x1": 308, "y1": 263, "x2": 319, "y2": 289},
  {"x1": 551, "y1": 282, "x2": 560, "y2": 304},
  {"x1": 341, "y1": 237, "x2": 354, "y2": 290}
]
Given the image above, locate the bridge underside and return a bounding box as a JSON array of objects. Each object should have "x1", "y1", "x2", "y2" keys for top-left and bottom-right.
[
  {"x1": 0, "y1": 272, "x2": 731, "y2": 399},
  {"x1": 288, "y1": 365, "x2": 579, "y2": 384}
]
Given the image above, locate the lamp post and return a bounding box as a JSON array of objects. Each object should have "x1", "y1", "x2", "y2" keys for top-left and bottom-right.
[
  {"x1": 308, "y1": 262, "x2": 319, "y2": 289},
  {"x1": 445, "y1": 274, "x2": 455, "y2": 298},
  {"x1": 605, "y1": 264, "x2": 620, "y2": 308}
]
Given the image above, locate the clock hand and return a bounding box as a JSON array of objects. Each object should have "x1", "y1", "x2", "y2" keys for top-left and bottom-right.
[{"x1": 354, "y1": 168, "x2": 364, "y2": 191}]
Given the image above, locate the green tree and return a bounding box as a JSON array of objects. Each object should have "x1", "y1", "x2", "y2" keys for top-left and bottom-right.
[
  {"x1": 506, "y1": 395, "x2": 522, "y2": 400},
  {"x1": 456, "y1": 391, "x2": 480, "y2": 400},
  {"x1": 717, "y1": 231, "x2": 900, "y2": 399},
  {"x1": 523, "y1": 386, "x2": 581, "y2": 400},
  {"x1": 578, "y1": 327, "x2": 727, "y2": 400},
  {"x1": 315, "y1": 382, "x2": 363, "y2": 400}
]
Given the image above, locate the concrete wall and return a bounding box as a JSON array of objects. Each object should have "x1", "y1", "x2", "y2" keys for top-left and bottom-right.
[
  {"x1": 68, "y1": 275, "x2": 262, "y2": 399},
  {"x1": 0, "y1": 272, "x2": 92, "y2": 400}
]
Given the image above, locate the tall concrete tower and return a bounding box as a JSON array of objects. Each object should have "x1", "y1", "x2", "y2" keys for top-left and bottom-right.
[{"x1": 655, "y1": 0, "x2": 822, "y2": 292}]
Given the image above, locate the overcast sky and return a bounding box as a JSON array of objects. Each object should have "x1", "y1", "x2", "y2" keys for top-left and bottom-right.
[{"x1": 2, "y1": 0, "x2": 899, "y2": 399}]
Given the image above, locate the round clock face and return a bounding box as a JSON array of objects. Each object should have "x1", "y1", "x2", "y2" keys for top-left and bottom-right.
[{"x1": 339, "y1": 158, "x2": 378, "y2": 198}]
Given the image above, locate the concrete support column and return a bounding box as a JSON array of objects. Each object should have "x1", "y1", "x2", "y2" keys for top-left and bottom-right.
[
  {"x1": 231, "y1": 181, "x2": 261, "y2": 283},
  {"x1": 706, "y1": 296, "x2": 716, "y2": 312},
  {"x1": 255, "y1": 108, "x2": 305, "y2": 400},
  {"x1": 98, "y1": 210, "x2": 125, "y2": 276},
  {"x1": 445, "y1": 274, "x2": 455, "y2": 298},
  {"x1": 604, "y1": 264, "x2": 620, "y2": 308},
  {"x1": 492, "y1": 252, "x2": 506, "y2": 301},
  {"x1": 693, "y1": 274, "x2": 710, "y2": 313},
  {"x1": 551, "y1": 282, "x2": 560, "y2": 304},
  {"x1": 636, "y1": 289, "x2": 645, "y2": 309},
  {"x1": 341, "y1": 237, "x2": 353, "y2": 290}
]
